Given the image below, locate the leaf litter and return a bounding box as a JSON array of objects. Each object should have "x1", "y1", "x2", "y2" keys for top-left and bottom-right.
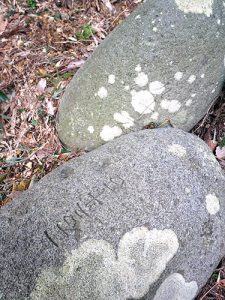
[{"x1": 0, "y1": 0, "x2": 140, "y2": 205}]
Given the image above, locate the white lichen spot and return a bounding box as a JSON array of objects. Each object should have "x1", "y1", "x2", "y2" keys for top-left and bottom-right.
[
  {"x1": 134, "y1": 72, "x2": 149, "y2": 87},
  {"x1": 135, "y1": 64, "x2": 142, "y2": 72},
  {"x1": 185, "y1": 99, "x2": 192, "y2": 106},
  {"x1": 113, "y1": 111, "x2": 134, "y2": 129},
  {"x1": 149, "y1": 81, "x2": 165, "y2": 95},
  {"x1": 205, "y1": 193, "x2": 220, "y2": 215},
  {"x1": 97, "y1": 87, "x2": 108, "y2": 98},
  {"x1": 168, "y1": 144, "x2": 187, "y2": 157},
  {"x1": 108, "y1": 74, "x2": 115, "y2": 84},
  {"x1": 174, "y1": 72, "x2": 183, "y2": 81},
  {"x1": 191, "y1": 93, "x2": 196, "y2": 98},
  {"x1": 135, "y1": 15, "x2": 141, "y2": 19},
  {"x1": 187, "y1": 75, "x2": 196, "y2": 84},
  {"x1": 171, "y1": 24, "x2": 175, "y2": 28},
  {"x1": 31, "y1": 227, "x2": 179, "y2": 300},
  {"x1": 151, "y1": 112, "x2": 159, "y2": 120},
  {"x1": 217, "y1": 19, "x2": 221, "y2": 25},
  {"x1": 160, "y1": 99, "x2": 181, "y2": 113},
  {"x1": 175, "y1": 0, "x2": 213, "y2": 17},
  {"x1": 153, "y1": 27, "x2": 158, "y2": 32},
  {"x1": 185, "y1": 188, "x2": 191, "y2": 194},
  {"x1": 100, "y1": 125, "x2": 122, "y2": 142},
  {"x1": 189, "y1": 58, "x2": 193, "y2": 62},
  {"x1": 152, "y1": 20, "x2": 156, "y2": 24},
  {"x1": 124, "y1": 85, "x2": 130, "y2": 91},
  {"x1": 131, "y1": 90, "x2": 155, "y2": 114},
  {"x1": 153, "y1": 273, "x2": 198, "y2": 300},
  {"x1": 201, "y1": 73, "x2": 205, "y2": 78},
  {"x1": 87, "y1": 126, "x2": 94, "y2": 134},
  {"x1": 211, "y1": 88, "x2": 216, "y2": 93}
]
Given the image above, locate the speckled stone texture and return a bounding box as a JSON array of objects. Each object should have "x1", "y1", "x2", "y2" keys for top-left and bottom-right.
[
  {"x1": 0, "y1": 128, "x2": 225, "y2": 300},
  {"x1": 57, "y1": 0, "x2": 225, "y2": 150}
]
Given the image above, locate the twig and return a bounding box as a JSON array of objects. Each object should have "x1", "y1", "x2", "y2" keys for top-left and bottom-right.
[{"x1": 200, "y1": 283, "x2": 218, "y2": 300}]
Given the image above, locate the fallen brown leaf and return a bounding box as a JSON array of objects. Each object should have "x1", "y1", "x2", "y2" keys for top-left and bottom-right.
[
  {"x1": 216, "y1": 146, "x2": 225, "y2": 159},
  {"x1": 0, "y1": 14, "x2": 8, "y2": 34}
]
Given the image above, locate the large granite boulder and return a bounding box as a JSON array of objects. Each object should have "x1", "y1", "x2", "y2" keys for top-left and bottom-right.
[
  {"x1": 57, "y1": 0, "x2": 225, "y2": 150},
  {"x1": 1, "y1": 128, "x2": 225, "y2": 299}
]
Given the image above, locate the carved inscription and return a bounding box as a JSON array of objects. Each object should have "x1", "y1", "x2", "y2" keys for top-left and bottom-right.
[
  {"x1": 44, "y1": 174, "x2": 126, "y2": 248},
  {"x1": 44, "y1": 215, "x2": 81, "y2": 248}
]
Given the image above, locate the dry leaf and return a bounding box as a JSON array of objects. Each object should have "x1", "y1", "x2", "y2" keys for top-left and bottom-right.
[
  {"x1": 12, "y1": 179, "x2": 30, "y2": 192},
  {"x1": 219, "y1": 279, "x2": 225, "y2": 287},
  {"x1": 37, "y1": 68, "x2": 47, "y2": 76},
  {"x1": 66, "y1": 59, "x2": 85, "y2": 70},
  {"x1": 102, "y1": 0, "x2": 116, "y2": 14},
  {"x1": 206, "y1": 139, "x2": 217, "y2": 151},
  {"x1": 0, "y1": 14, "x2": 8, "y2": 34},
  {"x1": 26, "y1": 161, "x2": 32, "y2": 169},
  {"x1": 216, "y1": 146, "x2": 225, "y2": 159},
  {"x1": 37, "y1": 78, "x2": 47, "y2": 93},
  {"x1": 46, "y1": 100, "x2": 55, "y2": 116}
]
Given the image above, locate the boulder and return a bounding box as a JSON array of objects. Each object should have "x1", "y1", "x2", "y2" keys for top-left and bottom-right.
[
  {"x1": 57, "y1": 0, "x2": 225, "y2": 150},
  {"x1": 1, "y1": 128, "x2": 225, "y2": 299}
]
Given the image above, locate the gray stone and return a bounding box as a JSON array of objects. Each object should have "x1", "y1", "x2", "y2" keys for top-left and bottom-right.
[
  {"x1": 57, "y1": 0, "x2": 225, "y2": 150},
  {"x1": 1, "y1": 128, "x2": 225, "y2": 300}
]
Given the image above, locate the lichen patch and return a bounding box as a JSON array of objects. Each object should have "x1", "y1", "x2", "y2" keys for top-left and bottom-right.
[
  {"x1": 187, "y1": 75, "x2": 196, "y2": 84},
  {"x1": 100, "y1": 125, "x2": 122, "y2": 141},
  {"x1": 151, "y1": 112, "x2": 159, "y2": 120},
  {"x1": 134, "y1": 72, "x2": 149, "y2": 87},
  {"x1": 168, "y1": 144, "x2": 187, "y2": 157},
  {"x1": 185, "y1": 99, "x2": 192, "y2": 106},
  {"x1": 174, "y1": 0, "x2": 213, "y2": 17},
  {"x1": 160, "y1": 99, "x2": 181, "y2": 113},
  {"x1": 87, "y1": 126, "x2": 94, "y2": 134},
  {"x1": 97, "y1": 87, "x2": 108, "y2": 98},
  {"x1": 174, "y1": 72, "x2": 183, "y2": 81},
  {"x1": 149, "y1": 81, "x2": 165, "y2": 95},
  {"x1": 113, "y1": 111, "x2": 134, "y2": 129},
  {"x1": 135, "y1": 64, "x2": 142, "y2": 72},
  {"x1": 205, "y1": 193, "x2": 220, "y2": 215},
  {"x1": 108, "y1": 74, "x2": 115, "y2": 84},
  {"x1": 153, "y1": 273, "x2": 198, "y2": 300},
  {"x1": 31, "y1": 227, "x2": 179, "y2": 300},
  {"x1": 131, "y1": 90, "x2": 155, "y2": 114}
]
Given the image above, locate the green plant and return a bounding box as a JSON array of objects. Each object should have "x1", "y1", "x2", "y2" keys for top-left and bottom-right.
[
  {"x1": 0, "y1": 91, "x2": 8, "y2": 102},
  {"x1": 76, "y1": 24, "x2": 94, "y2": 40},
  {"x1": 218, "y1": 137, "x2": 225, "y2": 148},
  {"x1": 27, "y1": 0, "x2": 37, "y2": 9},
  {"x1": 17, "y1": 108, "x2": 26, "y2": 113},
  {"x1": 0, "y1": 193, "x2": 6, "y2": 202},
  {"x1": 62, "y1": 72, "x2": 74, "y2": 80},
  {"x1": 31, "y1": 119, "x2": 38, "y2": 127}
]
